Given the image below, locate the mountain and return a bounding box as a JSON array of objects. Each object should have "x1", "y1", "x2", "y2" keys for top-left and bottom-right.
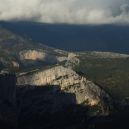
[
  {"x1": 0, "y1": 72, "x2": 90, "y2": 129},
  {"x1": 1, "y1": 21, "x2": 129, "y2": 53},
  {"x1": 0, "y1": 26, "x2": 129, "y2": 129},
  {"x1": 0, "y1": 26, "x2": 129, "y2": 104},
  {"x1": 17, "y1": 65, "x2": 112, "y2": 108},
  {"x1": 0, "y1": 27, "x2": 112, "y2": 109},
  {"x1": 0, "y1": 26, "x2": 68, "y2": 72}
]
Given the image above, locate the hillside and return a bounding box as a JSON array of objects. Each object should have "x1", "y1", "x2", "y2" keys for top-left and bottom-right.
[
  {"x1": 1, "y1": 21, "x2": 129, "y2": 53},
  {"x1": 0, "y1": 27, "x2": 69, "y2": 72},
  {"x1": 74, "y1": 52, "x2": 129, "y2": 101}
]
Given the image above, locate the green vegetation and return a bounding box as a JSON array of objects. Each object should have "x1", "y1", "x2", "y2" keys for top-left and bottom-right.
[{"x1": 75, "y1": 52, "x2": 129, "y2": 100}]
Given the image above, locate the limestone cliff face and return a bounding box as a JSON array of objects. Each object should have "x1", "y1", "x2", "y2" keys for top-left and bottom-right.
[
  {"x1": 19, "y1": 50, "x2": 80, "y2": 69},
  {"x1": 56, "y1": 52, "x2": 80, "y2": 68},
  {"x1": 17, "y1": 66, "x2": 111, "y2": 107},
  {"x1": 65, "y1": 53, "x2": 80, "y2": 68},
  {"x1": 19, "y1": 50, "x2": 47, "y2": 61}
]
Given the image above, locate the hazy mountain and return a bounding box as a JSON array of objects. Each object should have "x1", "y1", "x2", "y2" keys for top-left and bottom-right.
[{"x1": 0, "y1": 21, "x2": 129, "y2": 53}]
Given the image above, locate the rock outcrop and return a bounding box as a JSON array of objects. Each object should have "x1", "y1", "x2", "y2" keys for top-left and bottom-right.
[
  {"x1": 0, "y1": 73, "x2": 88, "y2": 129},
  {"x1": 19, "y1": 50, "x2": 80, "y2": 69},
  {"x1": 12, "y1": 61, "x2": 19, "y2": 68},
  {"x1": 17, "y1": 66, "x2": 111, "y2": 109},
  {"x1": 19, "y1": 49, "x2": 59, "y2": 64},
  {"x1": 19, "y1": 50, "x2": 47, "y2": 61},
  {"x1": 56, "y1": 52, "x2": 80, "y2": 68},
  {"x1": 65, "y1": 53, "x2": 80, "y2": 68}
]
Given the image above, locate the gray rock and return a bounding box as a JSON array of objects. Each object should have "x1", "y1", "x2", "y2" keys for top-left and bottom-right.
[{"x1": 17, "y1": 66, "x2": 112, "y2": 113}]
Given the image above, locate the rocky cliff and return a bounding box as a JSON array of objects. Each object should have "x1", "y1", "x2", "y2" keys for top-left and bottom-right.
[
  {"x1": 19, "y1": 50, "x2": 80, "y2": 67},
  {"x1": 19, "y1": 50, "x2": 47, "y2": 61},
  {"x1": 17, "y1": 66, "x2": 112, "y2": 110},
  {"x1": 0, "y1": 73, "x2": 89, "y2": 129}
]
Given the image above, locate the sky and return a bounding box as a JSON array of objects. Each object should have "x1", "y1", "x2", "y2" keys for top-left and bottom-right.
[{"x1": 0, "y1": 0, "x2": 129, "y2": 24}]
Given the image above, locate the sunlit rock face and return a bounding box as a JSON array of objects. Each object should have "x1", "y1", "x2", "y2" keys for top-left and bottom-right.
[
  {"x1": 19, "y1": 49, "x2": 60, "y2": 64},
  {"x1": 0, "y1": 73, "x2": 17, "y2": 128},
  {"x1": 17, "y1": 66, "x2": 111, "y2": 107},
  {"x1": 56, "y1": 52, "x2": 80, "y2": 69},
  {"x1": 12, "y1": 61, "x2": 19, "y2": 68},
  {"x1": 19, "y1": 50, "x2": 46, "y2": 61},
  {"x1": 65, "y1": 53, "x2": 80, "y2": 68}
]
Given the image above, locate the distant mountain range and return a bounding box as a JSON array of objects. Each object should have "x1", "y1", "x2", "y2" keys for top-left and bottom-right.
[{"x1": 0, "y1": 21, "x2": 129, "y2": 53}]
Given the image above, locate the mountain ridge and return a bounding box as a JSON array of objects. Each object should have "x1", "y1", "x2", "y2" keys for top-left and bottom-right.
[{"x1": 1, "y1": 21, "x2": 129, "y2": 53}]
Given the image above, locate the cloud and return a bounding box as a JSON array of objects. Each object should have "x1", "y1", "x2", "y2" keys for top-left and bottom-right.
[{"x1": 0, "y1": 0, "x2": 129, "y2": 24}]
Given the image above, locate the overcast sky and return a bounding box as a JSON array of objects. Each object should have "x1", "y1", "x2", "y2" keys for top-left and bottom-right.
[{"x1": 0, "y1": 0, "x2": 129, "y2": 24}]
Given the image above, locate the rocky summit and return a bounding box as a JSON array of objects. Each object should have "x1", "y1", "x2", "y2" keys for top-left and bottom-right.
[
  {"x1": 0, "y1": 71, "x2": 111, "y2": 129},
  {"x1": 17, "y1": 66, "x2": 112, "y2": 110}
]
